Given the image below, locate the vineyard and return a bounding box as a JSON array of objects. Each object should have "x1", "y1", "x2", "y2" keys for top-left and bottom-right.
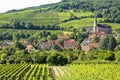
[
  {"x1": 0, "y1": 64, "x2": 50, "y2": 80},
  {"x1": 0, "y1": 63, "x2": 120, "y2": 80}
]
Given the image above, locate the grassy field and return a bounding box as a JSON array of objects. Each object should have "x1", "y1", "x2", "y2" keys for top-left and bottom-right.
[
  {"x1": 59, "y1": 18, "x2": 120, "y2": 30},
  {"x1": 0, "y1": 10, "x2": 119, "y2": 30},
  {"x1": 0, "y1": 10, "x2": 93, "y2": 26},
  {"x1": 0, "y1": 63, "x2": 120, "y2": 80},
  {"x1": 59, "y1": 18, "x2": 103, "y2": 28},
  {"x1": 0, "y1": 10, "x2": 70, "y2": 26}
]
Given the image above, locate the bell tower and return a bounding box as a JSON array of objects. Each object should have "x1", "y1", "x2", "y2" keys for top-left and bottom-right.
[{"x1": 93, "y1": 16, "x2": 97, "y2": 32}]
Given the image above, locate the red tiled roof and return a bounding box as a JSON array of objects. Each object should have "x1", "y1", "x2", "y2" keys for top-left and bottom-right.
[
  {"x1": 40, "y1": 40, "x2": 64, "y2": 50},
  {"x1": 89, "y1": 42, "x2": 98, "y2": 48},
  {"x1": 64, "y1": 39, "x2": 77, "y2": 49},
  {"x1": 81, "y1": 42, "x2": 98, "y2": 52}
]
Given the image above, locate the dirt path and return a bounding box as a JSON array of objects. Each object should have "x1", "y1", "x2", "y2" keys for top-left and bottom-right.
[
  {"x1": 56, "y1": 67, "x2": 64, "y2": 77},
  {"x1": 50, "y1": 66, "x2": 64, "y2": 79}
]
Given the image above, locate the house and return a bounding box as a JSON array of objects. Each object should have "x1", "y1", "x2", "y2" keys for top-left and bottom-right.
[
  {"x1": 0, "y1": 41, "x2": 13, "y2": 49},
  {"x1": 25, "y1": 45, "x2": 35, "y2": 52},
  {"x1": 40, "y1": 40, "x2": 64, "y2": 50},
  {"x1": 64, "y1": 39, "x2": 77, "y2": 49},
  {"x1": 93, "y1": 16, "x2": 112, "y2": 34},
  {"x1": 89, "y1": 32, "x2": 107, "y2": 40},
  {"x1": 81, "y1": 39, "x2": 98, "y2": 52},
  {"x1": 40, "y1": 39, "x2": 78, "y2": 50}
]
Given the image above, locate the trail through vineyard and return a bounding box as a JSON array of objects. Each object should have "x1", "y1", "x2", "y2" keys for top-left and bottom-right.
[{"x1": 50, "y1": 66, "x2": 65, "y2": 78}]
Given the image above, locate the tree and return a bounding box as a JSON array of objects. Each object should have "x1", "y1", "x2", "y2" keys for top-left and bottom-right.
[
  {"x1": 0, "y1": 54, "x2": 7, "y2": 64},
  {"x1": 99, "y1": 36, "x2": 117, "y2": 51},
  {"x1": 20, "y1": 21, "x2": 26, "y2": 29},
  {"x1": 14, "y1": 41, "x2": 24, "y2": 49},
  {"x1": 13, "y1": 33, "x2": 20, "y2": 41},
  {"x1": 11, "y1": 19, "x2": 21, "y2": 29},
  {"x1": 2, "y1": 23, "x2": 11, "y2": 28},
  {"x1": 26, "y1": 23, "x2": 34, "y2": 29},
  {"x1": 47, "y1": 34, "x2": 58, "y2": 40},
  {"x1": 47, "y1": 52, "x2": 68, "y2": 66},
  {"x1": 116, "y1": 36, "x2": 120, "y2": 44},
  {"x1": 92, "y1": 36, "x2": 100, "y2": 42},
  {"x1": 47, "y1": 35, "x2": 52, "y2": 40},
  {"x1": 99, "y1": 36, "x2": 109, "y2": 50},
  {"x1": 108, "y1": 36, "x2": 117, "y2": 51}
]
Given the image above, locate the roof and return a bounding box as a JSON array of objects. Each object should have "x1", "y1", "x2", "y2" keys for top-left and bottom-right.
[
  {"x1": 81, "y1": 39, "x2": 98, "y2": 52},
  {"x1": 25, "y1": 45, "x2": 35, "y2": 51},
  {"x1": 64, "y1": 39, "x2": 76, "y2": 43},
  {"x1": 0, "y1": 41, "x2": 13, "y2": 47},
  {"x1": 40, "y1": 40, "x2": 64, "y2": 50},
  {"x1": 89, "y1": 42, "x2": 98, "y2": 48},
  {"x1": 64, "y1": 39, "x2": 77, "y2": 49},
  {"x1": 96, "y1": 24, "x2": 111, "y2": 28}
]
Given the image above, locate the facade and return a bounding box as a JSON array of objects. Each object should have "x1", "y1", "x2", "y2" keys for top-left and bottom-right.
[
  {"x1": 81, "y1": 39, "x2": 98, "y2": 52},
  {"x1": 0, "y1": 41, "x2": 13, "y2": 49},
  {"x1": 64, "y1": 39, "x2": 77, "y2": 49},
  {"x1": 40, "y1": 40, "x2": 64, "y2": 50},
  {"x1": 93, "y1": 16, "x2": 112, "y2": 34},
  {"x1": 40, "y1": 39, "x2": 78, "y2": 50},
  {"x1": 89, "y1": 32, "x2": 107, "y2": 40}
]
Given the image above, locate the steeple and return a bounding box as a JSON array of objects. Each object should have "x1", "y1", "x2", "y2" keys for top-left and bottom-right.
[{"x1": 93, "y1": 16, "x2": 97, "y2": 32}]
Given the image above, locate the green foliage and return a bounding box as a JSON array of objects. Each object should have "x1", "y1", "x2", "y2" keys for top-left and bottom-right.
[
  {"x1": 47, "y1": 52, "x2": 68, "y2": 66},
  {"x1": 0, "y1": 53, "x2": 7, "y2": 64},
  {"x1": 1, "y1": 63, "x2": 120, "y2": 80},
  {"x1": 0, "y1": 48, "x2": 120, "y2": 65},
  {"x1": 99, "y1": 35, "x2": 117, "y2": 51},
  {"x1": 115, "y1": 51, "x2": 120, "y2": 61},
  {"x1": 78, "y1": 50, "x2": 116, "y2": 61},
  {"x1": 0, "y1": 64, "x2": 50, "y2": 80},
  {"x1": 14, "y1": 41, "x2": 24, "y2": 49},
  {"x1": 59, "y1": 64, "x2": 120, "y2": 80},
  {"x1": 47, "y1": 34, "x2": 58, "y2": 40},
  {"x1": 0, "y1": 29, "x2": 65, "y2": 49},
  {"x1": 92, "y1": 36, "x2": 100, "y2": 42}
]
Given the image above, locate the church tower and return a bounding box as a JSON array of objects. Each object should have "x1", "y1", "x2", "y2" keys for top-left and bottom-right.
[{"x1": 93, "y1": 16, "x2": 97, "y2": 32}]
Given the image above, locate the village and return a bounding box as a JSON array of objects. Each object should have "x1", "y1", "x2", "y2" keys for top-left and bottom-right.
[{"x1": 0, "y1": 17, "x2": 120, "y2": 52}]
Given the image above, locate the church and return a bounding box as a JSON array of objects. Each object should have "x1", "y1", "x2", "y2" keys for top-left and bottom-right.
[{"x1": 93, "y1": 16, "x2": 112, "y2": 34}]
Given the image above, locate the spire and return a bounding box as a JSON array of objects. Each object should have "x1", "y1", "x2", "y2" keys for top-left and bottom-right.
[
  {"x1": 94, "y1": 16, "x2": 97, "y2": 27},
  {"x1": 93, "y1": 15, "x2": 97, "y2": 32}
]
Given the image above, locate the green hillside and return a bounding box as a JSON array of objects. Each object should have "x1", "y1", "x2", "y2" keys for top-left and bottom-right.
[
  {"x1": 0, "y1": 10, "x2": 93, "y2": 25},
  {"x1": 0, "y1": 0, "x2": 120, "y2": 31}
]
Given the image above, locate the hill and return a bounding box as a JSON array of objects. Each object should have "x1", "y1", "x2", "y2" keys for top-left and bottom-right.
[{"x1": 0, "y1": 0, "x2": 120, "y2": 31}]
